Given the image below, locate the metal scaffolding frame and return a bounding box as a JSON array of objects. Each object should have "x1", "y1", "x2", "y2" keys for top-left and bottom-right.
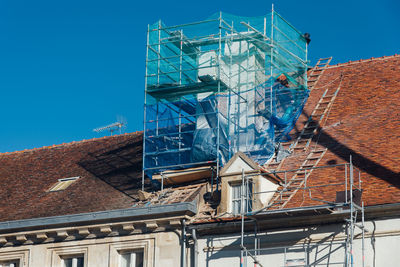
[
  {"x1": 142, "y1": 9, "x2": 309, "y2": 188},
  {"x1": 238, "y1": 158, "x2": 365, "y2": 267}
]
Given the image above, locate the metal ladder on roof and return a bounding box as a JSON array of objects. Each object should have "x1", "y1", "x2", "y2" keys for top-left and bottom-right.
[
  {"x1": 264, "y1": 57, "x2": 333, "y2": 172},
  {"x1": 307, "y1": 57, "x2": 332, "y2": 90},
  {"x1": 269, "y1": 148, "x2": 327, "y2": 210},
  {"x1": 267, "y1": 88, "x2": 339, "y2": 209},
  {"x1": 291, "y1": 86, "x2": 340, "y2": 152}
]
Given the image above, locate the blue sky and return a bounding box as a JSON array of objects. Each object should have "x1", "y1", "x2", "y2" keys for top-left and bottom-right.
[{"x1": 0, "y1": 0, "x2": 399, "y2": 152}]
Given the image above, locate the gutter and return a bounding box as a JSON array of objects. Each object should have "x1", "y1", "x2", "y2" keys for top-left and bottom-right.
[
  {"x1": 189, "y1": 202, "x2": 400, "y2": 234},
  {"x1": 0, "y1": 201, "x2": 197, "y2": 233}
]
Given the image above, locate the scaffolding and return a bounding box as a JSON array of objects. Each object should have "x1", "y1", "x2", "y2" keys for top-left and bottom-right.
[
  {"x1": 142, "y1": 8, "x2": 309, "y2": 184},
  {"x1": 238, "y1": 158, "x2": 366, "y2": 267}
]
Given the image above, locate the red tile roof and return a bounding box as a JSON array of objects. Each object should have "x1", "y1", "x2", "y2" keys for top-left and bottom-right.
[
  {"x1": 1, "y1": 55, "x2": 399, "y2": 225},
  {"x1": 193, "y1": 55, "x2": 400, "y2": 223},
  {"x1": 279, "y1": 54, "x2": 400, "y2": 208},
  {"x1": 0, "y1": 133, "x2": 143, "y2": 222}
]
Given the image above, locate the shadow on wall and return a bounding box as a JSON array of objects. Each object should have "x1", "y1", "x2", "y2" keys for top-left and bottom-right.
[{"x1": 202, "y1": 225, "x2": 346, "y2": 267}]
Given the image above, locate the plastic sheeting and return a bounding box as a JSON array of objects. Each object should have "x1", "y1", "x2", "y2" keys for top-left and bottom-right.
[{"x1": 144, "y1": 11, "x2": 309, "y2": 177}]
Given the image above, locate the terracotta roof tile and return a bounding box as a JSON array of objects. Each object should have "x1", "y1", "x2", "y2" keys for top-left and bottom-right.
[
  {"x1": 0, "y1": 132, "x2": 144, "y2": 222},
  {"x1": 1, "y1": 54, "x2": 399, "y2": 224},
  {"x1": 281, "y1": 55, "x2": 400, "y2": 209}
]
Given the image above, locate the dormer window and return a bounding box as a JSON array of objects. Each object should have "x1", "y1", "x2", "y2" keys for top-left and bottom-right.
[
  {"x1": 230, "y1": 182, "x2": 252, "y2": 215},
  {"x1": 218, "y1": 152, "x2": 280, "y2": 216}
]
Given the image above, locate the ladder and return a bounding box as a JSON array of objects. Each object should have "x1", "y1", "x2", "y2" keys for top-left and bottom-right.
[
  {"x1": 264, "y1": 57, "x2": 333, "y2": 172},
  {"x1": 266, "y1": 85, "x2": 340, "y2": 209},
  {"x1": 307, "y1": 57, "x2": 332, "y2": 90},
  {"x1": 269, "y1": 148, "x2": 327, "y2": 210},
  {"x1": 291, "y1": 86, "x2": 340, "y2": 152}
]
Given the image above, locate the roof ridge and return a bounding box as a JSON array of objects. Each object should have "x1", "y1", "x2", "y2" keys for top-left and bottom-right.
[
  {"x1": 326, "y1": 54, "x2": 400, "y2": 69},
  {"x1": 0, "y1": 131, "x2": 142, "y2": 156}
]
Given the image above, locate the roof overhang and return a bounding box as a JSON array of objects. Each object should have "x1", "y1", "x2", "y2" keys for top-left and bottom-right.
[
  {"x1": 190, "y1": 202, "x2": 400, "y2": 235},
  {"x1": 0, "y1": 201, "x2": 197, "y2": 234}
]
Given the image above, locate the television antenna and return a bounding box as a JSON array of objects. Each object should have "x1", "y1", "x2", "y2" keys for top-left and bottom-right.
[{"x1": 93, "y1": 116, "x2": 127, "y2": 136}]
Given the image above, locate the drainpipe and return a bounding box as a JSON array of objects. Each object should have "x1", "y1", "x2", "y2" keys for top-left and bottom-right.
[
  {"x1": 192, "y1": 228, "x2": 198, "y2": 267},
  {"x1": 181, "y1": 219, "x2": 186, "y2": 267}
]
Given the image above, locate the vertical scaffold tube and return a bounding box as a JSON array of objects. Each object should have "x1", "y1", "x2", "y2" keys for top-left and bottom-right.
[
  {"x1": 241, "y1": 168, "x2": 245, "y2": 267},
  {"x1": 362, "y1": 201, "x2": 365, "y2": 267},
  {"x1": 142, "y1": 24, "x2": 150, "y2": 191},
  {"x1": 181, "y1": 219, "x2": 186, "y2": 267},
  {"x1": 270, "y1": 4, "x2": 274, "y2": 115},
  {"x1": 216, "y1": 12, "x2": 222, "y2": 178}
]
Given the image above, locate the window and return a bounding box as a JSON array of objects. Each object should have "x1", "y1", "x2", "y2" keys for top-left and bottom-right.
[
  {"x1": 0, "y1": 250, "x2": 28, "y2": 267},
  {"x1": 49, "y1": 177, "x2": 79, "y2": 192},
  {"x1": 0, "y1": 260, "x2": 19, "y2": 267},
  {"x1": 110, "y1": 239, "x2": 153, "y2": 267},
  {"x1": 61, "y1": 255, "x2": 84, "y2": 267},
  {"x1": 50, "y1": 246, "x2": 87, "y2": 267},
  {"x1": 119, "y1": 250, "x2": 144, "y2": 267},
  {"x1": 231, "y1": 182, "x2": 252, "y2": 215}
]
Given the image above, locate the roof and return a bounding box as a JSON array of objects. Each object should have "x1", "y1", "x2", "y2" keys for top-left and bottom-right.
[
  {"x1": 1, "y1": 54, "x2": 399, "y2": 227},
  {"x1": 275, "y1": 54, "x2": 400, "y2": 209},
  {"x1": 192, "y1": 54, "x2": 400, "y2": 224},
  {"x1": 0, "y1": 133, "x2": 143, "y2": 222}
]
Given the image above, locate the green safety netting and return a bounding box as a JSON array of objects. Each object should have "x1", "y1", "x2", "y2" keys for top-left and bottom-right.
[{"x1": 144, "y1": 11, "x2": 309, "y2": 178}]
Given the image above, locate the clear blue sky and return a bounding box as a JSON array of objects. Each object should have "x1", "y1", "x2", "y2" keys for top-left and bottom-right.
[{"x1": 0, "y1": 0, "x2": 399, "y2": 152}]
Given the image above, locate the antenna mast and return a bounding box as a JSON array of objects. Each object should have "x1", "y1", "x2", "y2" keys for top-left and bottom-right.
[{"x1": 93, "y1": 121, "x2": 126, "y2": 136}]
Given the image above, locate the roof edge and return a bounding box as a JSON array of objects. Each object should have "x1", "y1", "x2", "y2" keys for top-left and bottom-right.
[
  {"x1": 326, "y1": 54, "x2": 400, "y2": 69},
  {"x1": 0, "y1": 131, "x2": 143, "y2": 156},
  {"x1": 0, "y1": 201, "x2": 196, "y2": 233},
  {"x1": 191, "y1": 202, "x2": 400, "y2": 228}
]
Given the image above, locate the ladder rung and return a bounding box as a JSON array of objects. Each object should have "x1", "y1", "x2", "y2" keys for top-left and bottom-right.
[
  {"x1": 301, "y1": 164, "x2": 315, "y2": 168},
  {"x1": 311, "y1": 149, "x2": 326, "y2": 153},
  {"x1": 311, "y1": 114, "x2": 323, "y2": 117},
  {"x1": 268, "y1": 162, "x2": 281, "y2": 166},
  {"x1": 322, "y1": 94, "x2": 335, "y2": 98},
  {"x1": 297, "y1": 139, "x2": 308, "y2": 143},
  {"x1": 319, "y1": 57, "x2": 332, "y2": 60},
  {"x1": 299, "y1": 138, "x2": 310, "y2": 144},
  {"x1": 290, "y1": 178, "x2": 305, "y2": 182},
  {"x1": 305, "y1": 158, "x2": 319, "y2": 163}
]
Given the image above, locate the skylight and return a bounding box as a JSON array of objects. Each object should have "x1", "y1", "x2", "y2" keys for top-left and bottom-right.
[{"x1": 49, "y1": 177, "x2": 80, "y2": 192}]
